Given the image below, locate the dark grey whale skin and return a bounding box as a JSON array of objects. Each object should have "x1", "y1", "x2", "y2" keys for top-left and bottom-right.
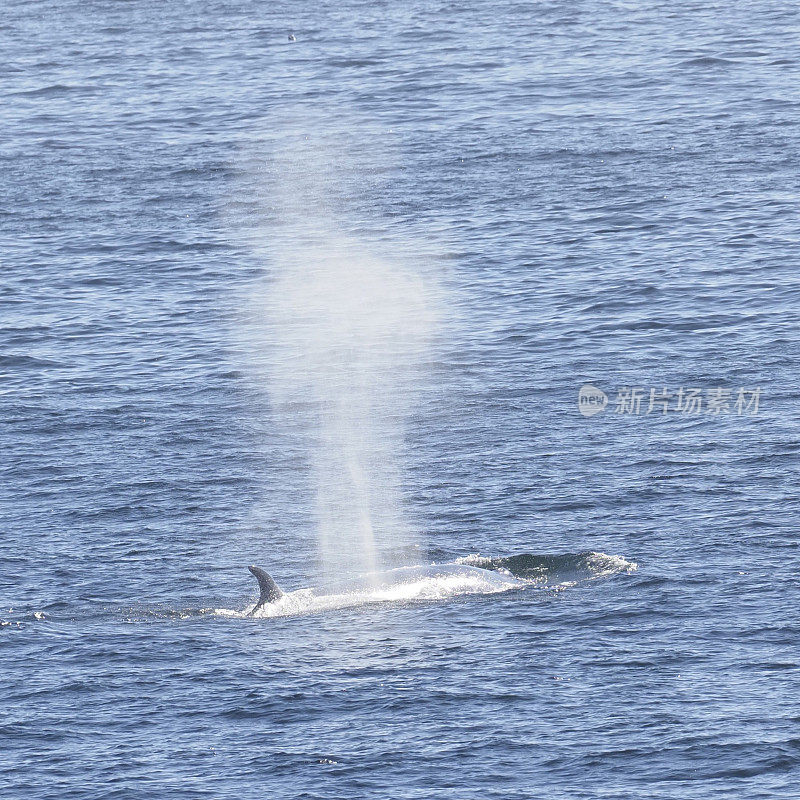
[{"x1": 248, "y1": 566, "x2": 285, "y2": 614}]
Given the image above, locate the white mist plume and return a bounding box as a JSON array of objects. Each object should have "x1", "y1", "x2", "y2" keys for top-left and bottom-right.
[{"x1": 239, "y1": 120, "x2": 440, "y2": 578}]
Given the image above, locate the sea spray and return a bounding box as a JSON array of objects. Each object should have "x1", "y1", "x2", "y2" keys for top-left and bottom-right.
[{"x1": 238, "y1": 122, "x2": 440, "y2": 579}]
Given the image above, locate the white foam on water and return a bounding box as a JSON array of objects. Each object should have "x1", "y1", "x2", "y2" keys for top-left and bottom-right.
[
  {"x1": 217, "y1": 563, "x2": 523, "y2": 620},
  {"x1": 583, "y1": 552, "x2": 639, "y2": 578},
  {"x1": 455, "y1": 550, "x2": 638, "y2": 589}
]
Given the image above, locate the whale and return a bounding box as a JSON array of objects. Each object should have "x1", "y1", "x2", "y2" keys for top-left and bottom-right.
[
  {"x1": 246, "y1": 562, "x2": 524, "y2": 617},
  {"x1": 235, "y1": 552, "x2": 638, "y2": 619}
]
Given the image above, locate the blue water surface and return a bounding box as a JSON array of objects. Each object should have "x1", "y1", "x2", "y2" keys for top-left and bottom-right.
[{"x1": 2, "y1": 1, "x2": 799, "y2": 798}]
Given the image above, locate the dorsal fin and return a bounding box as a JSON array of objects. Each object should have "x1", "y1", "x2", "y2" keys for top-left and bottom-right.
[{"x1": 248, "y1": 566, "x2": 284, "y2": 614}]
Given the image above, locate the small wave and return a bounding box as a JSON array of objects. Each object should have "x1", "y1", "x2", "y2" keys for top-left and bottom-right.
[
  {"x1": 678, "y1": 56, "x2": 735, "y2": 69},
  {"x1": 0, "y1": 353, "x2": 62, "y2": 369},
  {"x1": 13, "y1": 84, "x2": 96, "y2": 98}
]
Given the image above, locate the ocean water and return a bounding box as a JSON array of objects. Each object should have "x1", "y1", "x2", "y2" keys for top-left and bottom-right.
[{"x1": 2, "y1": 0, "x2": 799, "y2": 798}]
